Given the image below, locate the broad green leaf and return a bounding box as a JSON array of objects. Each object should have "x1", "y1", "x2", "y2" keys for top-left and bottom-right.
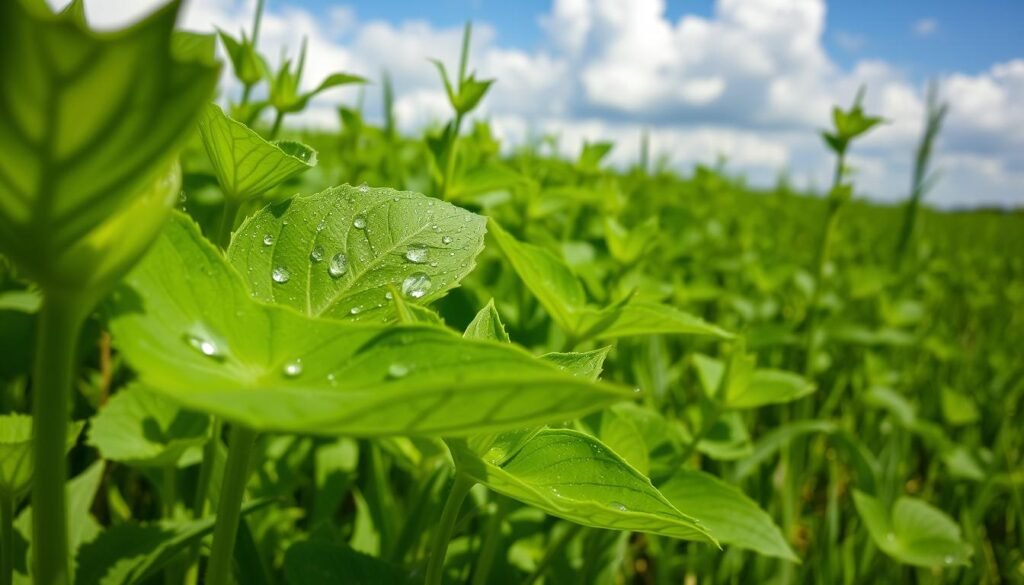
[
  {"x1": 578, "y1": 301, "x2": 732, "y2": 342},
  {"x1": 296, "y1": 73, "x2": 367, "y2": 112},
  {"x1": 0, "y1": 415, "x2": 83, "y2": 499},
  {"x1": 725, "y1": 369, "x2": 815, "y2": 409},
  {"x1": 454, "y1": 76, "x2": 494, "y2": 114},
  {"x1": 284, "y1": 541, "x2": 409, "y2": 585},
  {"x1": 0, "y1": 0, "x2": 219, "y2": 294},
  {"x1": 940, "y1": 387, "x2": 980, "y2": 426},
  {"x1": 197, "y1": 103, "x2": 316, "y2": 202},
  {"x1": 450, "y1": 430, "x2": 715, "y2": 543},
  {"x1": 15, "y1": 461, "x2": 104, "y2": 581},
  {"x1": 488, "y1": 219, "x2": 584, "y2": 333},
  {"x1": 539, "y1": 347, "x2": 611, "y2": 381},
  {"x1": 73, "y1": 500, "x2": 272, "y2": 585},
  {"x1": 109, "y1": 213, "x2": 629, "y2": 436},
  {"x1": 658, "y1": 469, "x2": 797, "y2": 561},
  {"x1": 463, "y1": 299, "x2": 510, "y2": 342},
  {"x1": 852, "y1": 491, "x2": 972, "y2": 569},
  {"x1": 87, "y1": 385, "x2": 210, "y2": 466},
  {"x1": 228, "y1": 185, "x2": 487, "y2": 322}
]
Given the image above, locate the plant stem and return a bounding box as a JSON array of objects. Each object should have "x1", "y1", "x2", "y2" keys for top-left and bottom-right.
[
  {"x1": 425, "y1": 474, "x2": 474, "y2": 585},
  {"x1": 1, "y1": 494, "x2": 13, "y2": 585},
  {"x1": 440, "y1": 112, "x2": 464, "y2": 201},
  {"x1": 31, "y1": 294, "x2": 86, "y2": 585},
  {"x1": 204, "y1": 425, "x2": 258, "y2": 585},
  {"x1": 269, "y1": 110, "x2": 285, "y2": 140},
  {"x1": 215, "y1": 198, "x2": 241, "y2": 249},
  {"x1": 802, "y1": 151, "x2": 845, "y2": 378},
  {"x1": 471, "y1": 497, "x2": 507, "y2": 585}
]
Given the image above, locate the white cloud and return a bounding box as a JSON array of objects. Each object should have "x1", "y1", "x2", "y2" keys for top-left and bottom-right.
[
  {"x1": 49, "y1": 0, "x2": 1023, "y2": 208},
  {"x1": 913, "y1": 18, "x2": 939, "y2": 38},
  {"x1": 834, "y1": 31, "x2": 865, "y2": 53}
]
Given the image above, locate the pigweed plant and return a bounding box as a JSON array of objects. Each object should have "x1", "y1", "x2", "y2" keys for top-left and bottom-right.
[{"x1": 0, "y1": 2, "x2": 1020, "y2": 585}]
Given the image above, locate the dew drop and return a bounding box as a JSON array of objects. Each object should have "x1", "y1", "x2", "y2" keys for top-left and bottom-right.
[
  {"x1": 328, "y1": 253, "x2": 348, "y2": 278},
  {"x1": 350, "y1": 306, "x2": 362, "y2": 315},
  {"x1": 326, "y1": 373, "x2": 337, "y2": 385},
  {"x1": 404, "y1": 244, "x2": 429, "y2": 264},
  {"x1": 262, "y1": 234, "x2": 274, "y2": 246},
  {"x1": 282, "y1": 359, "x2": 303, "y2": 378},
  {"x1": 384, "y1": 291, "x2": 394, "y2": 300},
  {"x1": 609, "y1": 501, "x2": 628, "y2": 512},
  {"x1": 353, "y1": 215, "x2": 367, "y2": 229},
  {"x1": 310, "y1": 245, "x2": 324, "y2": 263},
  {"x1": 401, "y1": 272, "x2": 432, "y2": 299},
  {"x1": 943, "y1": 556, "x2": 954, "y2": 565},
  {"x1": 441, "y1": 235, "x2": 453, "y2": 245},
  {"x1": 185, "y1": 334, "x2": 222, "y2": 359},
  {"x1": 358, "y1": 183, "x2": 369, "y2": 193},
  {"x1": 271, "y1": 266, "x2": 291, "y2": 284},
  {"x1": 387, "y1": 363, "x2": 409, "y2": 379},
  {"x1": 316, "y1": 220, "x2": 326, "y2": 232}
]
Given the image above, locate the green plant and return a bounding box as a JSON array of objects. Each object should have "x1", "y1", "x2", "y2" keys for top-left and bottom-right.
[{"x1": 0, "y1": 3, "x2": 1017, "y2": 585}]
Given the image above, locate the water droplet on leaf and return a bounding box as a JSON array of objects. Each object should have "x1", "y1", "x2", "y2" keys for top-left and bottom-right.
[
  {"x1": 404, "y1": 244, "x2": 429, "y2": 264},
  {"x1": 282, "y1": 359, "x2": 303, "y2": 378},
  {"x1": 387, "y1": 363, "x2": 409, "y2": 379},
  {"x1": 328, "y1": 253, "x2": 348, "y2": 278},
  {"x1": 441, "y1": 235, "x2": 453, "y2": 245},
  {"x1": 262, "y1": 234, "x2": 274, "y2": 246},
  {"x1": 402, "y1": 273, "x2": 432, "y2": 299},
  {"x1": 272, "y1": 266, "x2": 291, "y2": 283},
  {"x1": 310, "y1": 245, "x2": 324, "y2": 262},
  {"x1": 353, "y1": 215, "x2": 367, "y2": 229}
]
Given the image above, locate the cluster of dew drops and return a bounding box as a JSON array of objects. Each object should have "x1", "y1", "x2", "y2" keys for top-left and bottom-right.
[
  {"x1": 260, "y1": 185, "x2": 473, "y2": 316},
  {"x1": 185, "y1": 185, "x2": 476, "y2": 380}
]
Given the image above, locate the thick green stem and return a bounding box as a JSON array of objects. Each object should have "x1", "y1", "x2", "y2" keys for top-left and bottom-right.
[
  {"x1": 425, "y1": 474, "x2": 474, "y2": 585},
  {"x1": 31, "y1": 295, "x2": 86, "y2": 585},
  {"x1": 1, "y1": 495, "x2": 13, "y2": 585},
  {"x1": 215, "y1": 198, "x2": 241, "y2": 249},
  {"x1": 204, "y1": 425, "x2": 258, "y2": 585},
  {"x1": 439, "y1": 113, "x2": 464, "y2": 201}
]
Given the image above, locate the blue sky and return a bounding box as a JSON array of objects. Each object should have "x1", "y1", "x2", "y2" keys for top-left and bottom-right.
[
  {"x1": 77, "y1": 0, "x2": 1024, "y2": 207},
  {"x1": 308, "y1": 0, "x2": 1024, "y2": 79}
]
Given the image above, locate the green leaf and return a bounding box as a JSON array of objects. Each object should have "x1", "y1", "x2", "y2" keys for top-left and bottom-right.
[
  {"x1": 599, "y1": 406, "x2": 650, "y2": 475},
  {"x1": 453, "y1": 76, "x2": 494, "y2": 115},
  {"x1": 228, "y1": 184, "x2": 486, "y2": 322},
  {"x1": 578, "y1": 301, "x2": 732, "y2": 343},
  {"x1": 284, "y1": 541, "x2": 410, "y2": 585},
  {"x1": 217, "y1": 29, "x2": 264, "y2": 86},
  {"x1": 109, "y1": 213, "x2": 629, "y2": 436},
  {"x1": 295, "y1": 73, "x2": 367, "y2": 112},
  {"x1": 0, "y1": 415, "x2": 83, "y2": 499},
  {"x1": 940, "y1": 387, "x2": 980, "y2": 427},
  {"x1": 197, "y1": 103, "x2": 316, "y2": 202},
  {"x1": 725, "y1": 369, "x2": 815, "y2": 410},
  {"x1": 488, "y1": 219, "x2": 584, "y2": 333},
  {"x1": 15, "y1": 461, "x2": 104, "y2": 580},
  {"x1": 0, "y1": 0, "x2": 220, "y2": 294},
  {"x1": 539, "y1": 347, "x2": 611, "y2": 381},
  {"x1": 852, "y1": 491, "x2": 972, "y2": 569},
  {"x1": 463, "y1": 299, "x2": 510, "y2": 343},
  {"x1": 450, "y1": 430, "x2": 715, "y2": 543},
  {"x1": 657, "y1": 469, "x2": 797, "y2": 561},
  {"x1": 87, "y1": 384, "x2": 210, "y2": 466},
  {"x1": 0, "y1": 289, "x2": 41, "y2": 313},
  {"x1": 73, "y1": 499, "x2": 273, "y2": 585}
]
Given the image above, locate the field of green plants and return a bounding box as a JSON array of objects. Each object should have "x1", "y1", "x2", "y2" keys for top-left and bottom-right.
[{"x1": 1, "y1": 1, "x2": 1022, "y2": 584}]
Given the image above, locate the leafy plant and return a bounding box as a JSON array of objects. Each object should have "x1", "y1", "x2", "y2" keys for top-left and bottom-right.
[{"x1": 0, "y1": 2, "x2": 1016, "y2": 585}]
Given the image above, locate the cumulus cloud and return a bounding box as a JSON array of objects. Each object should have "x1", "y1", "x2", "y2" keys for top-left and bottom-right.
[{"x1": 51, "y1": 0, "x2": 1023, "y2": 207}]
